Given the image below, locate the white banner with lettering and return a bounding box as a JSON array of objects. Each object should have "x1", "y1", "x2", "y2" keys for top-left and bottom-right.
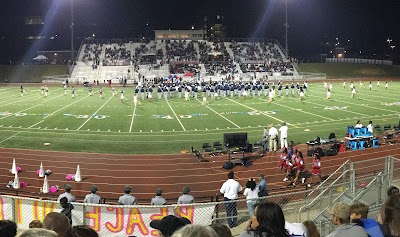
[{"x1": 0, "y1": 196, "x2": 216, "y2": 237}]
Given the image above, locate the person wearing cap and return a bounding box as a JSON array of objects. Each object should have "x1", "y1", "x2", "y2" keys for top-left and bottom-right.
[
  {"x1": 326, "y1": 202, "x2": 368, "y2": 237},
  {"x1": 151, "y1": 188, "x2": 167, "y2": 205},
  {"x1": 220, "y1": 171, "x2": 242, "y2": 228},
  {"x1": 84, "y1": 185, "x2": 101, "y2": 204},
  {"x1": 150, "y1": 215, "x2": 191, "y2": 237},
  {"x1": 57, "y1": 184, "x2": 76, "y2": 203},
  {"x1": 117, "y1": 186, "x2": 138, "y2": 205},
  {"x1": 279, "y1": 122, "x2": 288, "y2": 149},
  {"x1": 177, "y1": 186, "x2": 194, "y2": 204},
  {"x1": 268, "y1": 124, "x2": 278, "y2": 152}
]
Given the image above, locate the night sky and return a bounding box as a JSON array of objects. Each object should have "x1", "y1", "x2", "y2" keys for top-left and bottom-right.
[{"x1": 0, "y1": 0, "x2": 399, "y2": 61}]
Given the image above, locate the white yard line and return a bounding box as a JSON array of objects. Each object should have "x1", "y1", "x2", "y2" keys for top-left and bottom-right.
[
  {"x1": 129, "y1": 105, "x2": 137, "y2": 132},
  {"x1": 77, "y1": 92, "x2": 116, "y2": 130},
  {"x1": 225, "y1": 97, "x2": 298, "y2": 128},
  {"x1": 165, "y1": 98, "x2": 186, "y2": 131},
  {"x1": 0, "y1": 131, "x2": 22, "y2": 144},
  {"x1": 0, "y1": 94, "x2": 65, "y2": 120},
  {"x1": 28, "y1": 94, "x2": 90, "y2": 128},
  {"x1": 196, "y1": 98, "x2": 240, "y2": 128}
]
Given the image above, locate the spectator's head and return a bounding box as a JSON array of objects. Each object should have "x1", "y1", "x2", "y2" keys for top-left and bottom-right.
[
  {"x1": 182, "y1": 186, "x2": 190, "y2": 194},
  {"x1": 124, "y1": 185, "x2": 132, "y2": 194},
  {"x1": 171, "y1": 224, "x2": 218, "y2": 237},
  {"x1": 258, "y1": 173, "x2": 265, "y2": 181},
  {"x1": 302, "y1": 221, "x2": 320, "y2": 237},
  {"x1": 64, "y1": 184, "x2": 72, "y2": 193},
  {"x1": 60, "y1": 197, "x2": 69, "y2": 208},
  {"x1": 350, "y1": 202, "x2": 369, "y2": 221},
  {"x1": 29, "y1": 220, "x2": 43, "y2": 228},
  {"x1": 68, "y1": 225, "x2": 99, "y2": 237},
  {"x1": 369, "y1": 121, "x2": 372, "y2": 125},
  {"x1": 387, "y1": 186, "x2": 399, "y2": 197},
  {"x1": 209, "y1": 224, "x2": 233, "y2": 237},
  {"x1": 0, "y1": 220, "x2": 17, "y2": 237},
  {"x1": 16, "y1": 228, "x2": 58, "y2": 237},
  {"x1": 228, "y1": 171, "x2": 234, "y2": 179},
  {"x1": 43, "y1": 212, "x2": 71, "y2": 237},
  {"x1": 250, "y1": 201, "x2": 288, "y2": 236},
  {"x1": 330, "y1": 202, "x2": 351, "y2": 225},
  {"x1": 150, "y1": 215, "x2": 191, "y2": 237},
  {"x1": 246, "y1": 178, "x2": 257, "y2": 191},
  {"x1": 156, "y1": 188, "x2": 163, "y2": 196},
  {"x1": 90, "y1": 185, "x2": 97, "y2": 194}
]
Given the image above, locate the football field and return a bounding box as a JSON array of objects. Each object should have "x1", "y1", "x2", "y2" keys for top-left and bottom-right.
[{"x1": 0, "y1": 81, "x2": 399, "y2": 154}]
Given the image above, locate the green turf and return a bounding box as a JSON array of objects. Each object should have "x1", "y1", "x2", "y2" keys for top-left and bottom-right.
[
  {"x1": 0, "y1": 82, "x2": 399, "y2": 154},
  {"x1": 298, "y1": 63, "x2": 400, "y2": 79}
]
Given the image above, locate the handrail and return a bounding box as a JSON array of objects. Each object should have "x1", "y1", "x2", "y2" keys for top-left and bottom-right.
[
  {"x1": 299, "y1": 169, "x2": 352, "y2": 214},
  {"x1": 306, "y1": 159, "x2": 351, "y2": 197}
]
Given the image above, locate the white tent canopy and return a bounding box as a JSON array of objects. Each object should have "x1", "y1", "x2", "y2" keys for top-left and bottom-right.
[{"x1": 33, "y1": 55, "x2": 48, "y2": 60}]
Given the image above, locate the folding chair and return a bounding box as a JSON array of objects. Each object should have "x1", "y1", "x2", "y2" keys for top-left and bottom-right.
[
  {"x1": 213, "y1": 141, "x2": 224, "y2": 155},
  {"x1": 202, "y1": 143, "x2": 213, "y2": 156},
  {"x1": 383, "y1": 134, "x2": 394, "y2": 144},
  {"x1": 384, "y1": 124, "x2": 391, "y2": 131},
  {"x1": 328, "y1": 133, "x2": 336, "y2": 142},
  {"x1": 375, "y1": 125, "x2": 382, "y2": 132}
]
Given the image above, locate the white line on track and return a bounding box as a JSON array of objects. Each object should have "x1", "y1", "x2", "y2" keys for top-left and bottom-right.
[
  {"x1": 77, "y1": 91, "x2": 117, "y2": 130},
  {"x1": 196, "y1": 98, "x2": 240, "y2": 128},
  {"x1": 129, "y1": 104, "x2": 137, "y2": 132},
  {"x1": 28, "y1": 94, "x2": 90, "y2": 128},
  {"x1": 165, "y1": 98, "x2": 186, "y2": 131},
  {"x1": 0, "y1": 131, "x2": 21, "y2": 144}
]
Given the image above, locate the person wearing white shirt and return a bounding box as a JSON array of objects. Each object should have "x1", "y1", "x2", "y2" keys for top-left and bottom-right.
[
  {"x1": 220, "y1": 171, "x2": 243, "y2": 228},
  {"x1": 268, "y1": 124, "x2": 278, "y2": 152},
  {"x1": 355, "y1": 120, "x2": 363, "y2": 128},
  {"x1": 279, "y1": 122, "x2": 288, "y2": 149},
  {"x1": 243, "y1": 178, "x2": 259, "y2": 216},
  {"x1": 367, "y1": 121, "x2": 373, "y2": 134}
]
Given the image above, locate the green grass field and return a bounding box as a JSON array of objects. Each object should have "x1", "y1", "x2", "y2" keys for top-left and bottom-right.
[{"x1": 0, "y1": 81, "x2": 399, "y2": 154}]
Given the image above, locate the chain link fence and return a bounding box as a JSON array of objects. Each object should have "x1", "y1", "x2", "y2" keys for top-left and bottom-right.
[{"x1": 0, "y1": 156, "x2": 398, "y2": 237}]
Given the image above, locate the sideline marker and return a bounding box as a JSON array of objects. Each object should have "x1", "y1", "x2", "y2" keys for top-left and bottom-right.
[
  {"x1": 13, "y1": 173, "x2": 20, "y2": 189},
  {"x1": 42, "y1": 175, "x2": 49, "y2": 194},
  {"x1": 39, "y1": 162, "x2": 44, "y2": 178},
  {"x1": 75, "y1": 165, "x2": 82, "y2": 182},
  {"x1": 11, "y1": 158, "x2": 17, "y2": 174}
]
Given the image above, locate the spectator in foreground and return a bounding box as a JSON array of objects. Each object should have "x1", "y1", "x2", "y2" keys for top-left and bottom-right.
[
  {"x1": 117, "y1": 185, "x2": 138, "y2": 205},
  {"x1": 150, "y1": 215, "x2": 191, "y2": 237},
  {"x1": 209, "y1": 223, "x2": 233, "y2": 237},
  {"x1": 257, "y1": 173, "x2": 268, "y2": 198},
  {"x1": 243, "y1": 178, "x2": 259, "y2": 216},
  {"x1": 67, "y1": 225, "x2": 99, "y2": 237},
  {"x1": 303, "y1": 220, "x2": 320, "y2": 237},
  {"x1": 220, "y1": 171, "x2": 243, "y2": 228},
  {"x1": 377, "y1": 194, "x2": 400, "y2": 237},
  {"x1": 350, "y1": 202, "x2": 383, "y2": 237},
  {"x1": 60, "y1": 197, "x2": 74, "y2": 225},
  {"x1": 326, "y1": 202, "x2": 368, "y2": 237},
  {"x1": 177, "y1": 186, "x2": 194, "y2": 204},
  {"x1": 239, "y1": 201, "x2": 290, "y2": 237},
  {"x1": 16, "y1": 228, "x2": 58, "y2": 237},
  {"x1": 29, "y1": 220, "x2": 43, "y2": 228},
  {"x1": 171, "y1": 224, "x2": 219, "y2": 237},
  {"x1": 84, "y1": 185, "x2": 101, "y2": 204},
  {"x1": 43, "y1": 212, "x2": 71, "y2": 237},
  {"x1": 0, "y1": 220, "x2": 17, "y2": 237},
  {"x1": 151, "y1": 188, "x2": 167, "y2": 205}
]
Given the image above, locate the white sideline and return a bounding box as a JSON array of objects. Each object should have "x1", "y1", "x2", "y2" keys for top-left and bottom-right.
[{"x1": 0, "y1": 131, "x2": 22, "y2": 144}]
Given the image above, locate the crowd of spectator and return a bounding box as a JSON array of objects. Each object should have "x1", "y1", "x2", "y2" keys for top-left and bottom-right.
[
  {"x1": 165, "y1": 40, "x2": 197, "y2": 61},
  {"x1": 103, "y1": 43, "x2": 131, "y2": 66},
  {"x1": 169, "y1": 62, "x2": 199, "y2": 74},
  {"x1": 81, "y1": 44, "x2": 102, "y2": 64}
]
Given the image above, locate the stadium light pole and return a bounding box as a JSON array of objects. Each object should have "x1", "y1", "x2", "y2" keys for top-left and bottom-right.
[
  {"x1": 284, "y1": 0, "x2": 289, "y2": 58},
  {"x1": 70, "y1": 0, "x2": 74, "y2": 61}
]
